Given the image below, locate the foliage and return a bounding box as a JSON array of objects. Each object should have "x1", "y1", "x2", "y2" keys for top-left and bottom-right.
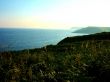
[{"x1": 0, "y1": 32, "x2": 110, "y2": 82}]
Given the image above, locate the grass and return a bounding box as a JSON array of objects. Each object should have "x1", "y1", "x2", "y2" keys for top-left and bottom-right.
[{"x1": 0, "y1": 32, "x2": 110, "y2": 82}]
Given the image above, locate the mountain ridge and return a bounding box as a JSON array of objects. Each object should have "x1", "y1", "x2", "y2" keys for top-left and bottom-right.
[{"x1": 73, "y1": 26, "x2": 110, "y2": 34}]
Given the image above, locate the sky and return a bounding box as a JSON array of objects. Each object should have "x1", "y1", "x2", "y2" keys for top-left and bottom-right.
[{"x1": 0, "y1": 0, "x2": 110, "y2": 29}]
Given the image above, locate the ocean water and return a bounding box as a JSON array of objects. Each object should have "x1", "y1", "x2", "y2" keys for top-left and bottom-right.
[{"x1": 0, "y1": 28, "x2": 84, "y2": 51}]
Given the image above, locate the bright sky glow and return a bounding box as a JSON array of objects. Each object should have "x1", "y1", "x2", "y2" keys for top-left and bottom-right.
[{"x1": 0, "y1": 0, "x2": 110, "y2": 29}]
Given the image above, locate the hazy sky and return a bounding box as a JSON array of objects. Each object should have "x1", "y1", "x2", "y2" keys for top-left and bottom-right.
[{"x1": 0, "y1": 0, "x2": 110, "y2": 29}]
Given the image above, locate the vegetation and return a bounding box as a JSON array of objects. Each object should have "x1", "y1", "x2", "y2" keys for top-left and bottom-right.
[{"x1": 0, "y1": 32, "x2": 110, "y2": 82}]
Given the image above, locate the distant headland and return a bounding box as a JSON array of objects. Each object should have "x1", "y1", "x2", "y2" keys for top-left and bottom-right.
[{"x1": 73, "y1": 26, "x2": 110, "y2": 34}]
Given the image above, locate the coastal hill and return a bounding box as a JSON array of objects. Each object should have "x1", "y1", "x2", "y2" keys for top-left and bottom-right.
[
  {"x1": 1, "y1": 32, "x2": 110, "y2": 82},
  {"x1": 73, "y1": 26, "x2": 110, "y2": 34},
  {"x1": 58, "y1": 32, "x2": 110, "y2": 44}
]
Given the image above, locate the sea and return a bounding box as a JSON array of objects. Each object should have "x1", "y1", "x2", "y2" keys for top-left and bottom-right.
[{"x1": 0, "y1": 28, "x2": 85, "y2": 52}]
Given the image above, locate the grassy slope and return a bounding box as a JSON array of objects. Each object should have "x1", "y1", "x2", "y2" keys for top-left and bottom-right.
[{"x1": 0, "y1": 32, "x2": 110, "y2": 82}]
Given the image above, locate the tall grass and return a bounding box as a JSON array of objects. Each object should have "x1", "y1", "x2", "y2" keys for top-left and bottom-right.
[{"x1": 0, "y1": 32, "x2": 110, "y2": 82}]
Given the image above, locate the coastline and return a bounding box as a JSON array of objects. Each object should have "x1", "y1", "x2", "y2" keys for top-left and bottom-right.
[{"x1": 0, "y1": 32, "x2": 110, "y2": 82}]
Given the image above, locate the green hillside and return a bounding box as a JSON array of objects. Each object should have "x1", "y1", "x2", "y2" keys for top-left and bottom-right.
[{"x1": 0, "y1": 32, "x2": 110, "y2": 82}]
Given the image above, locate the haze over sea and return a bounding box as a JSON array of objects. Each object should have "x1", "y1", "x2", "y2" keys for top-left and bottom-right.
[{"x1": 0, "y1": 28, "x2": 85, "y2": 52}]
